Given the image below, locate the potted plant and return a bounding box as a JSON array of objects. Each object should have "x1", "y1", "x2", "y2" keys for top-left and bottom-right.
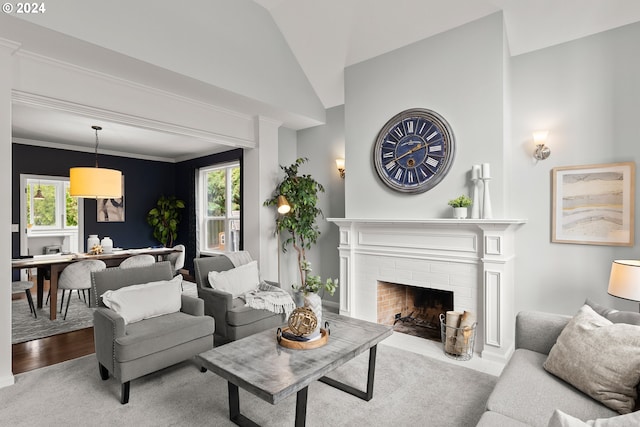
[
  {"x1": 264, "y1": 158, "x2": 338, "y2": 331},
  {"x1": 146, "y1": 195, "x2": 185, "y2": 247},
  {"x1": 448, "y1": 195, "x2": 472, "y2": 219}
]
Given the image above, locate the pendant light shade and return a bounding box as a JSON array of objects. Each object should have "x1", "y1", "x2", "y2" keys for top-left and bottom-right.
[
  {"x1": 69, "y1": 167, "x2": 122, "y2": 198},
  {"x1": 69, "y1": 125, "x2": 122, "y2": 198},
  {"x1": 33, "y1": 185, "x2": 45, "y2": 200}
]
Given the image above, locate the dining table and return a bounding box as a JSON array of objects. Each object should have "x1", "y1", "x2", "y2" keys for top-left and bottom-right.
[{"x1": 11, "y1": 247, "x2": 181, "y2": 320}]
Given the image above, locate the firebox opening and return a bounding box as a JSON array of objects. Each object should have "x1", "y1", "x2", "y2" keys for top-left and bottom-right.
[{"x1": 377, "y1": 282, "x2": 454, "y2": 342}]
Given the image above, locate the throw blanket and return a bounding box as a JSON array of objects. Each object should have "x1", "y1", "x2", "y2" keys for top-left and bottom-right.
[
  {"x1": 242, "y1": 281, "x2": 295, "y2": 317},
  {"x1": 225, "y1": 251, "x2": 253, "y2": 267}
]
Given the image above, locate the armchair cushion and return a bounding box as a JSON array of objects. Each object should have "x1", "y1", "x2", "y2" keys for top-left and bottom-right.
[
  {"x1": 115, "y1": 311, "x2": 214, "y2": 362},
  {"x1": 207, "y1": 260, "x2": 260, "y2": 297},
  {"x1": 102, "y1": 274, "x2": 182, "y2": 324},
  {"x1": 227, "y1": 298, "x2": 285, "y2": 326}
]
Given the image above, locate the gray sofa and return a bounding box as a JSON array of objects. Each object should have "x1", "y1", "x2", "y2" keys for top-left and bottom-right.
[
  {"x1": 92, "y1": 261, "x2": 215, "y2": 404},
  {"x1": 477, "y1": 310, "x2": 620, "y2": 426}
]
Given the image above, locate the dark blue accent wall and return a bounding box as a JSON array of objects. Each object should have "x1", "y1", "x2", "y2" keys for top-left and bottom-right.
[
  {"x1": 12, "y1": 143, "x2": 175, "y2": 258},
  {"x1": 12, "y1": 143, "x2": 243, "y2": 276}
]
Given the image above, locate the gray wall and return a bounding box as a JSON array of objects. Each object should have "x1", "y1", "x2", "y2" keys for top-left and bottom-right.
[
  {"x1": 276, "y1": 107, "x2": 345, "y2": 308},
  {"x1": 344, "y1": 13, "x2": 506, "y2": 219},
  {"x1": 306, "y1": 14, "x2": 640, "y2": 317},
  {"x1": 510, "y1": 21, "x2": 640, "y2": 314}
]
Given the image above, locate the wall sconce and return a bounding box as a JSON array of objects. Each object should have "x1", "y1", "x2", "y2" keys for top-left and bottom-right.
[
  {"x1": 533, "y1": 130, "x2": 550, "y2": 161},
  {"x1": 335, "y1": 158, "x2": 345, "y2": 179},
  {"x1": 277, "y1": 195, "x2": 290, "y2": 214}
]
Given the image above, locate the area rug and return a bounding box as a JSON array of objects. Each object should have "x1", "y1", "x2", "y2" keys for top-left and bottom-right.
[
  {"x1": 1, "y1": 343, "x2": 496, "y2": 426},
  {"x1": 12, "y1": 281, "x2": 198, "y2": 344}
]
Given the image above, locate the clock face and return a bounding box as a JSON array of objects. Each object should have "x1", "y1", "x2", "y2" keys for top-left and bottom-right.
[{"x1": 373, "y1": 108, "x2": 455, "y2": 194}]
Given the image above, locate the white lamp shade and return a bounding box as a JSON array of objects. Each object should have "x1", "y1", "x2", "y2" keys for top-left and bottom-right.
[
  {"x1": 608, "y1": 260, "x2": 640, "y2": 302},
  {"x1": 533, "y1": 130, "x2": 548, "y2": 145},
  {"x1": 69, "y1": 167, "x2": 122, "y2": 198}
]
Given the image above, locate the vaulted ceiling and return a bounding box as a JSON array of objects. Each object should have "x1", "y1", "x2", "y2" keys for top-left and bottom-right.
[{"x1": 9, "y1": 1, "x2": 640, "y2": 161}]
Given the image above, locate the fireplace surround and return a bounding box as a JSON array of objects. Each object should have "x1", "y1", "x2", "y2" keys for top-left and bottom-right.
[{"x1": 328, "y1": 218, "x2": 525, "y2": 364}]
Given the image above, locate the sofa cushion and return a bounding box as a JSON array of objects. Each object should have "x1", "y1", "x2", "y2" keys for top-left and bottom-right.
[
  {"x1": 102, "y1": 275, "x2": 182, "y2": 325},
  {"x1": 487, "y1": 349, "x2": 617, "y2": 426},
  {"x1": 115, "y1": 311, "x2": 214, "y2": 362},
  {"x1": 585, "y1": 298, "x2": 640, "y2": 326},
  {"x1": 476, "y1": 411, "x2": 531, "y2": 427},
  {"x1": 548, "y1": 409, "x2": 640, "y2": 427},
  {"x1": 208, "y1": 260, "x2": 260, "y2": 298},
  {"x1": 543, "y1": 305, "x2": 640, "y2": 414}
]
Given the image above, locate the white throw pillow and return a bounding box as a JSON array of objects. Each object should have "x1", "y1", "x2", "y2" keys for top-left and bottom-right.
[
  {"x1": 101, "y1": 274, "x2": 182, "y2": 325},
  {"x1": 548, "y1": 409, "x2": 640, "y2": 427},
  {"x1": 207, "y1": 260, "x2": 260, "y2": 298}
]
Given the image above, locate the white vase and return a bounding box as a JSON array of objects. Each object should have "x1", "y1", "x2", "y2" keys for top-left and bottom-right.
[
  {"x1": 453, "y1": 207, "x2": 468, "y2": 219},
  {"x1": 87, "y1": 235, "x2": 99, "y2": 252},
  {"x1": 100, "y1": 236, "x2": 113, "y2": 254},
  {"x1": 303, "y1": 292, "x2": 322, "y2": 339}
]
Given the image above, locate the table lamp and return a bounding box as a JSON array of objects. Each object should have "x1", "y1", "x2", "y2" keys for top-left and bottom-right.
[{"x1": 608, "y1": 260, "x2": 640, "y2": 312}]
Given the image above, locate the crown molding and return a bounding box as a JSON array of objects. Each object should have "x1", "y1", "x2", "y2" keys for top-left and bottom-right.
[{"x1": 12, "y1": 91, "x2": 255, "y2": 149}]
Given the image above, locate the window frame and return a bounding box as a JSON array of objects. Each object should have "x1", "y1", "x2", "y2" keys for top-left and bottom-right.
[{"x1": 196, "y1": 161, "x2": 241, "y2": 256}]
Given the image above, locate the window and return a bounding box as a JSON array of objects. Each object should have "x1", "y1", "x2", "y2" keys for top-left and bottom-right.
[
  {"x1": 198, "y1": 162, "x2": 240, "y2": 254},
  {"x1": 26, "y1": 178, "x2": 78, "y2": 233}
]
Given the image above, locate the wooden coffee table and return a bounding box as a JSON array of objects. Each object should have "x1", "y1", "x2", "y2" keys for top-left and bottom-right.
[{"x1": 197, "y1": 312, "x2": 393, "y2": 427}]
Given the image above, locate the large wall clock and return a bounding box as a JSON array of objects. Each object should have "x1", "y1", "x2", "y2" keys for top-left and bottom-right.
[{"x1": 373, "y1": 108, "x2": 455, "y2": 194}]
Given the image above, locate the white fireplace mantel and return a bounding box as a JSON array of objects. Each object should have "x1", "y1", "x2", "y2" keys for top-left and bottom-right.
[{"x1": 328, "y1": 217, "x2": 526, "y2": 364}]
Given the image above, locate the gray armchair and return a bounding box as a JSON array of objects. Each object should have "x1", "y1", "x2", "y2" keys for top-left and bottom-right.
[
  {"x1": 91, "y1": 261, "x2": 214, "y2": 404},
  {"x1": 193, "y1": 253, "x2": 287, "y2": 345}
]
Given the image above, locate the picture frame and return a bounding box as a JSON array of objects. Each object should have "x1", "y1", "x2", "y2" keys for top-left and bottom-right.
[
  {"x1": 97, "y1": 176, "x2": 125, "y2": 222},
  {"x1": 552, "y1": 162, "x2": 635, "y2": 246}
]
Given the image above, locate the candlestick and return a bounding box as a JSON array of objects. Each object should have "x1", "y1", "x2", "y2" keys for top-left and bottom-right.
[
  {"x1": 471, "y1": 177, "x2": 481, "y2": 219},
  {"x1": 482, "y1": 177, "x2": 493, "y2": 219},
  {"x1": 482, "y1": 163, "x2": 491, "y2": 179},
  {"x1": 471, "y1": 164, "x2": 480, "y2": 181}
]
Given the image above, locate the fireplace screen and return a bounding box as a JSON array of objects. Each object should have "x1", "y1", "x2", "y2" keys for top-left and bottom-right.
[{"x1": 377, "y1": 282, "x2": 453, "y2": 341}]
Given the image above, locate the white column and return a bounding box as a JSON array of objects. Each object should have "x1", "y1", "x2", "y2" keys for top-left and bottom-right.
[
  {"x1": 478, "y1": 223, "x2": 518, "y2": 364},
  {"x1": 0, "y1": 38, "x2": 19, "y2": 389},
  {"x1": 243, "y1": 116, "x2": 282, "y2": 282}
]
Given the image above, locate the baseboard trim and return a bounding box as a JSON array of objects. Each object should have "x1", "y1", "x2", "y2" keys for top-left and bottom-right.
[{"x1": 0, "y1": 374, "x2": 15, "y2": 389}]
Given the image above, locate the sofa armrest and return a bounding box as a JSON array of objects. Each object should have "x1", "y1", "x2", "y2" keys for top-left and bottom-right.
[
  {"x1": 197, "y1": 286, "x2": 233, "y2": 337},
  {"x1": 93, "y1": 307, "x2": 126, "y2": 372},
  {"x1": 181, "y1": 294, "x2": 204, "y2": 316},
  {"x1": 515, "y1": 311, "x2": 571, "y2": 355}
]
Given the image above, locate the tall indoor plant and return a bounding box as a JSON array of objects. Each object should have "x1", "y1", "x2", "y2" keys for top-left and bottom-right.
[
  {"x1": 146, "y1": 195, "x2": 185, "y2": 247},
  {"x1": 264, "y1": 158, "x2": 338, "y2": 298}
]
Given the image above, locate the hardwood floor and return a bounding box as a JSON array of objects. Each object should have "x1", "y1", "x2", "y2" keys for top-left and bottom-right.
[{"x1": 12, "y1": 327, "x2": 95, "y2": 374}]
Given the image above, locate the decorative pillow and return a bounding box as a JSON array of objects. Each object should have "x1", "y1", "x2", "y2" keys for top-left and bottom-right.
[
  {"x1": 585, "y1": 298, "x2": 640, "y2": 326},
  {"x1": 207, "y1": 260, "x2": 260, "y2": 298},
  {"x1": 101, "y1": 275, "x2": 182, "y2": 325},
  {"x1": 548, "y1": 409, "x2": 640, "y2": 427},
  {"x1": 543, "y1": 304, "x2": 640, "y2": 414}
]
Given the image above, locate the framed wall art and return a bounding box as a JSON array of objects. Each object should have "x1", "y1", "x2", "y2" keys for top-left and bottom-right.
[
  {"x1": 97, "y1": 176, "x2": 125, "y2": 222},
  {"x1": 552, "y1": 162, "x2": 635, "y2": 246}
]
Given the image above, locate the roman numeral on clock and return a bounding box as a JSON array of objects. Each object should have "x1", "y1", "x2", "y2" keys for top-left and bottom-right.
[
  {"x1": 394, "y1": 127, "x2": 403, "y2": 138},
  {"x1": 394, "y1": 168, "x2": 403, "y2": 181},
  {"x1": 406, "y1": 120, "x2": 414, "y2": 134},
  {"x1": 426, "y1": 157, "x2": 439, "y2": 168},
  {"x1": 382, "y1": 151, "x2": 394, "y2": 159},
  {"x1": 385, "y1": 161, "x2": 396, "y2": 171}
]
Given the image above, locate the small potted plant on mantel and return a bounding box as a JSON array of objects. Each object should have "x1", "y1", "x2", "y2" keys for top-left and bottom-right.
[{"x1": 448, "y1": 195, "x2": 473, "y2": 219}]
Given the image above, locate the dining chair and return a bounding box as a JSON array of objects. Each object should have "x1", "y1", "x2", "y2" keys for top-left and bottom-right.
[
  {"x1": 119, "y1": 254, "x2": 156, "y2": 269},
  {"x1": 58, "y1": 260, "x2": 107, "y2": 320},
  {"x1": 164, "y1": 244, "x2": 185, "y2": 276},
  {"x1": 12, "y1": 280, "x2": 37, "y2": 319}
]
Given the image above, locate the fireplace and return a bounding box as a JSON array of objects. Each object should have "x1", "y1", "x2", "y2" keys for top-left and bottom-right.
[
  {"x1": 329, "y1": 218, "x2": 525, "y2": 364},
  {"x1": 377, "y1": 282, "x2": 453, "y2": 341}
]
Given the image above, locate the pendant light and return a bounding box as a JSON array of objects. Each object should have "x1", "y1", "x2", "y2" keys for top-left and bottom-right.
[
  {"x1": 69, "y1": 125, "x2": 122, "y2": 198},
  {"x1": 33, "y1": 182, "x2": 45, "y2": 200}
]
